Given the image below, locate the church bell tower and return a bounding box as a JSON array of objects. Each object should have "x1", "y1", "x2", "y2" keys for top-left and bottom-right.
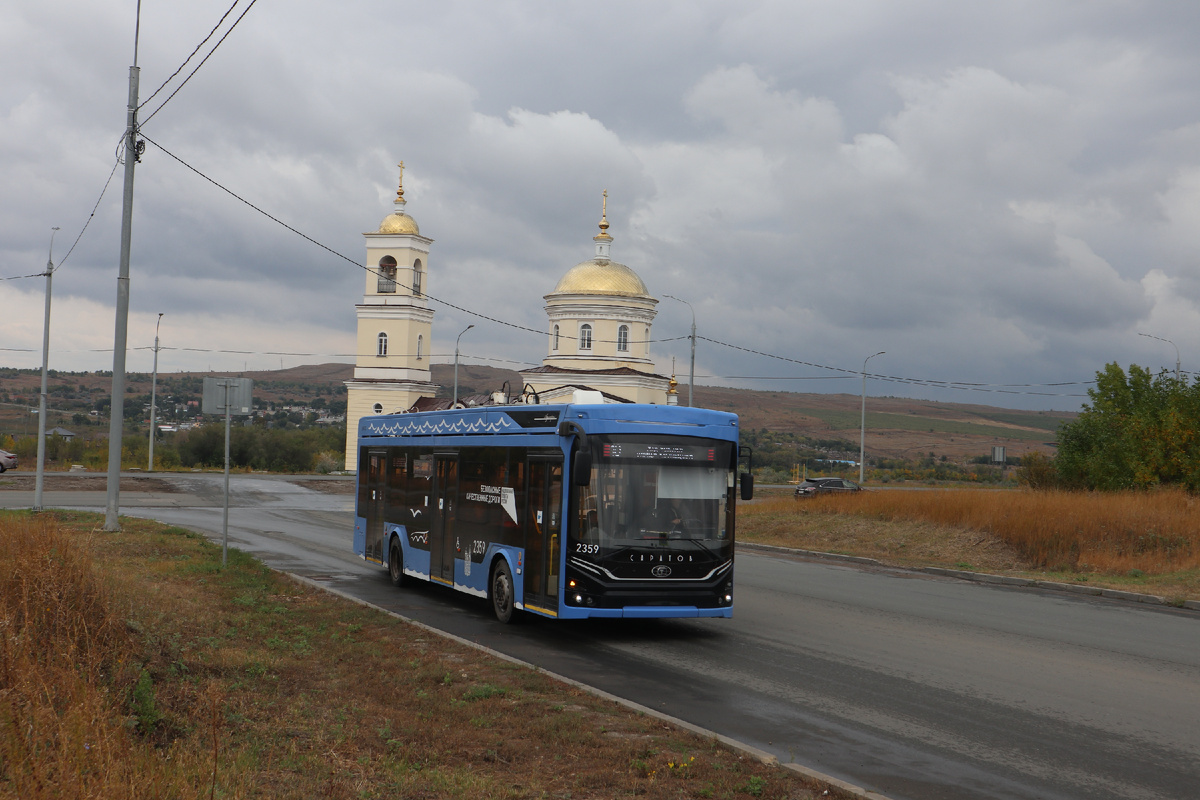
[{"x1": 344, "y1": 164, "x2": 437, "y2": 471}]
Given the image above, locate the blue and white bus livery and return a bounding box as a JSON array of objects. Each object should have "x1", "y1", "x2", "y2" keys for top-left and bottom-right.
[{"x1": 353, "y1": 399, "x2": 751, "y2": 622}]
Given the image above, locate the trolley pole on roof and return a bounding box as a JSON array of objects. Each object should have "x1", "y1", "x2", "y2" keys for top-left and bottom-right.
[{"x1": 104, "y1": 53, "x2": 142, "y2": 531}]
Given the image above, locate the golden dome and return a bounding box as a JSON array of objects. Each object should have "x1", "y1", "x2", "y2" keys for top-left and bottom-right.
[
  {"x1": 378, "y1": 211, "x2": 419, "y2": 235},
  {"x1": 550, "y1": 259, "x2": 651, "y2": 298}
]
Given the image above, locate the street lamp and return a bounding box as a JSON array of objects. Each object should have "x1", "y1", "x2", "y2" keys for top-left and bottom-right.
[
  {"x1": 663, "y1": 294, "x2": 696, "y2": 407},
  {"x1": 33, "y1": 226, "x2": 60, "y2": 513},
  {"x1": 860, "y1": 351, "x2": 885, "y2": 484},
  {"x1": 148, "y1": 313, "x2": 163, "y2": 471},
  {"x1": 1138, "y1": 332, "x2": 1181, "y2": 382},
  {"x1": 453, "y1": 324, "x2": 474, "y2": 407}
]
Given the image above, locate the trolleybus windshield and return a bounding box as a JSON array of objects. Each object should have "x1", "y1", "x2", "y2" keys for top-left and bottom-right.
[{"x1": 575, "y1": 435, "x2": 734, "y2": 558}]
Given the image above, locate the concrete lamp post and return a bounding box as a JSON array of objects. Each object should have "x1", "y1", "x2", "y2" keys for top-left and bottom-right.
[
  {"x1": 148, "y1": 313, "x2": 163, "y2": 471},
  {"x1": 453, "y1": 324, "x2": 474, "y2": 407},
  {"x1": 33, "y1": 226, "x2": 60, "y2": 512},
  {"x1": 663, "y1": 294, "x2": 696, "y2": 407},
  {"x1": 1138, "y1": 332, "x2": 1181, "y2": 382},
  {"x1": 860, "y1": 351, "x2": 885, "y2": 484}
]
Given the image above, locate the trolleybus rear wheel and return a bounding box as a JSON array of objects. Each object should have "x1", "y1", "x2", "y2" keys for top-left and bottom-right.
[
  {"x1": 388, "y1": 538, "x2": 406, "y2": 587},
  {"x1": 490, "y1": 561, "x2": 516, "y2": 623}
]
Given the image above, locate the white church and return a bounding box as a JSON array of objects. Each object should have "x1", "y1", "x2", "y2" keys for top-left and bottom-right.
[{"x1": 344, "y1": 168, "x2": 675, "y2": 472}]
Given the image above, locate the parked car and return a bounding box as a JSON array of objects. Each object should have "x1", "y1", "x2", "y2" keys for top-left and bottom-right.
[
  {"x1": 0, "y1": 449, "x2": 16, "y2": 472},
  {"x1": 794, "y1": 477, "x2": 862, "y2": 497}
]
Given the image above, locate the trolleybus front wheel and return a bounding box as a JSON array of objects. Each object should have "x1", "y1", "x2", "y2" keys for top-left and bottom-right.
[
  {"x1": 388, "y1": 538, "x2": 406, "y2": 587},
  {"x1": 490, "y1": 560, "x2": 516, "y2": 624}
]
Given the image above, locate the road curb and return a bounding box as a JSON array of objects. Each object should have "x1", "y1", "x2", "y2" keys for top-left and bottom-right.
[
  {"x1": 739, "y1": 542, "x2": 1199, "y2": 612},
  {"x1": 285, "y1": 572, "x2": 894, "y2": 800}
]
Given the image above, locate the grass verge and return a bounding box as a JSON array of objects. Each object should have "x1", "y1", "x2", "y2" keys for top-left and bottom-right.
[
  {"x1": 1, "y1": 510, "x2": 847, "y2": 800},
  {"x1": 741, "y1": 488, "x2": 1200, "y2": 604}
]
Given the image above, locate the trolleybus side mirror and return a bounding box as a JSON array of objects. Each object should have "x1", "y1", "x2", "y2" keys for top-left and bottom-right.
[
  {"x1": 573, "y1": 449, "x2": 592, "y2": 485},
  {"x1": 558, "y1": 420, "x2": 593, "y2": 486},
  {"x1": 740, "y1": 473, "x2": 754, "y2": 501},
  {"x1": 738, "y1": 444, "x2": 754, "y2": 500}
]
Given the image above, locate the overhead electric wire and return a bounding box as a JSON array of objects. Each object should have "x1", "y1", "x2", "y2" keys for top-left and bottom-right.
[
  {"x1": 138, "y1": 0, "x2": 242, "y2": 113},
  {"x1": 135, "y1": 135, "x2": 1098, "y2": 400},
  {"x1": 139, "y1": 0, "x2": 259, "y2": 129},
  {"x1": 136, "y1": 133, "x2": 686, "y2": 347},
  {"x1": 697, "y1": 336, "x2": 1093, "y2": 397},
  {"x1": 1, "y1": 157, "x2": 121, "y2": 282}
]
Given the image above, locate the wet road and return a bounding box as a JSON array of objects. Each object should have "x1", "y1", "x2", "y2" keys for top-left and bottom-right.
[{"x1": 8, "y1": 473, "x2": 1199, "y2": 800}]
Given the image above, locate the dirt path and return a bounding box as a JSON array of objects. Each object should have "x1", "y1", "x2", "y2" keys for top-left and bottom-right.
[{"x1": 0, "y1": 474, "x2": 182, "y2": 493}]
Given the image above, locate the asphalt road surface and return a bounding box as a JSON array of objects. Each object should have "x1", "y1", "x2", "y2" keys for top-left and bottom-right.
[{"x1": 6, "y1": 473, "x2": 1198, "y2": 800}]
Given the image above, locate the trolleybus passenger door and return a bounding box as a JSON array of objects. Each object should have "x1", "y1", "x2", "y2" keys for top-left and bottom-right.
[
  {"x1": 525, "y1": 458, "x2": 563, "y2": 612},
  {"x1": 364, "y1": 449, "x2": 387, "y2": 563},
  {"x1": 429, "y1": 455, "x2": 459, "y2": 584}
]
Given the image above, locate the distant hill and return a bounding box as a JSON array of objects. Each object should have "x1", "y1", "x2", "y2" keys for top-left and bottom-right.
[{"x1": 1, "y1": 362, "x2": 1069, "y2": 461}]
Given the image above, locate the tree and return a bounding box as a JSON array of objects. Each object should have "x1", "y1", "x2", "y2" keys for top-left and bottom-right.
[{"x1": 1055, "y1": 363, "x2": 1200, "y2": 491}]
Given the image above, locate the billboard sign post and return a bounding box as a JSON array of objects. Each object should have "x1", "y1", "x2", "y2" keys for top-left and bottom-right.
[{"x1": 202, "y1": 378, "x2": 254, "y2": 567}]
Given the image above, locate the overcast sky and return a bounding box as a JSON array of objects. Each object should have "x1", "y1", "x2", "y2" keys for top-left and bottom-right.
[{"x1": 5, "y1": 1, "x2": 1200, "y2": 411}]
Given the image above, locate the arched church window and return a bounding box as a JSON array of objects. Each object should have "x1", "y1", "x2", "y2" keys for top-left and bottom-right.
[
  {"x1": 617, "y1": 325, "x2": 629, "y2": 352},
  {"x1": 413, "y1": 258, "x2": 423, "y2": 297},
  {"x1": 373, "y1": 403, "x2": 383, "y2": 414},
  {"x1": 377, "y1": 332, "x2": 388, "y2": 356},
  {"x1": 579, "y1": 324, "x2": 593, "y2": 351},
  {"x1": 377, "y1": 256, "x2": 397, "y2": 293},
  {"x1": 552, "y1": 324, "x2": 560, "y2": 351},
  {"x1": 416, "y1": 334, "x2": 424, "y2": 360},
  {"x1": 645, "y1": 326, "x2": 650, "y2": 355}
]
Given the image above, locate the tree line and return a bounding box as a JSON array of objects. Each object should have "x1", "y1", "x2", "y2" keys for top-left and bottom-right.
[{"x1": 2, "y1": 424, "x2": 346, "y2": 474}]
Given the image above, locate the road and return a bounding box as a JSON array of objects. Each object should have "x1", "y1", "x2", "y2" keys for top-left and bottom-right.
[{"x1": 6, "y1": 473, "x2": 1199, "y2": 800}]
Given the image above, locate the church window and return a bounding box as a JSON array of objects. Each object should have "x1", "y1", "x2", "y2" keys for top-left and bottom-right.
[
  {"x1": 377, "y1": 332, "x2": 388, "y2": 356},
  {"x1": 645, "y1": 326, "x2": 650, "y2": 354},
  {"x1": 413, "y1": 258, "x2": 423, "y2": 297},
  {"x1": 579, "y1": 324, "x2": 593, "y2": 351},
  {"x1": 377, "y1": 256, "x2": 397, "y2": 293},
  {"x1": 373, "y1": 403, "x2": 383, "y2": 414},
  {"x1": 552, "y1": 324, "x2": 560, "y2": 351},
  {"x1": 416, "y1": 334, "x2": 424, "y2": 360},
  {"x1": 617, "y1": 325, "x2": 629, "y2": 352}
]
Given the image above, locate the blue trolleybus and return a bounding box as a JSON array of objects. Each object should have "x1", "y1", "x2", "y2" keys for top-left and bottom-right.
[{"x1": 353, "y1": 399, "x2": 752, "y2": 622}]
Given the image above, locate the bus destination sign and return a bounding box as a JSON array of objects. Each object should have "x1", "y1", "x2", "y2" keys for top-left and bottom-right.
[{"x1": 601, "y1": 442, "x2": 716, "y2": 462}]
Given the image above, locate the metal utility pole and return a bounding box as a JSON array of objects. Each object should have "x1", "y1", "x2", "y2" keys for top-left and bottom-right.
[
  {"x1": 222, "y1": 379, "x2": 232, "y2": 567},
  {"x1": 453, "y1": 324, "x2": 474, "y2": 406},
  {"x1": 33, "y1": 227, "x2": 60, "y2": 512},
  {"x1": 860, "y1": 351, "x2": 885, "y2": 484},
  {"x1": 104, "y1": 43, "x2": 142, "y2": 531},
  {"x1": 148, "y1": 312, "x2": 163, "y2": 471},
  {"x1": 663, "y1": 295, "x2": 696, "y2": 406},
  {"x1": 1138, "y1": 332, "x2": 1181, "y2": 382}
]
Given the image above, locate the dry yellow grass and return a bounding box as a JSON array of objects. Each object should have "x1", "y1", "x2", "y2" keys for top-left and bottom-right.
[
  {"x1": 740, "y1": 488, "x2": 1200, "y2": 601},
  {"x1": 0, "y1": 515, "x2": 222, "y2": 799},
  {"x1": 1, "y1": 510, "x2": 847, "y2": 800}
]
